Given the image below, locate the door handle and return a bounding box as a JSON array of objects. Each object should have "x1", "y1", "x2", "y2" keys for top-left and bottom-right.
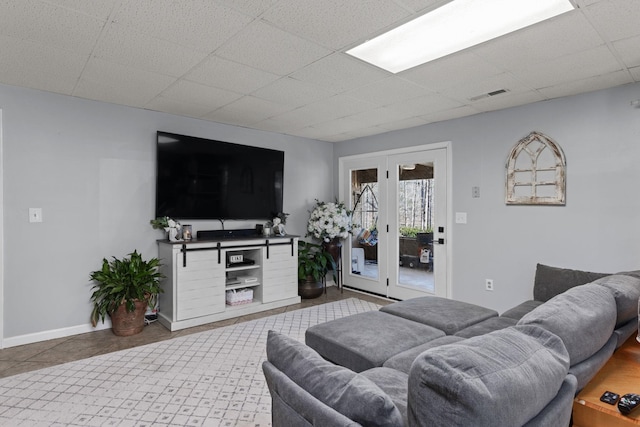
[{"x1": 433, "y1": 238, "x2": 445, "y2": 244}]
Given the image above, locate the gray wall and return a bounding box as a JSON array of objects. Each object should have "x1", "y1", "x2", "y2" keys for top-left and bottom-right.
[
  {"x1": 1, "y1": 83, "x2": 334, "y2": 342},
  {"x1": 3, "y1": 80, "x2": 639, "y2": 343},
  {"x1": 335, "y1": 82, "x2": 640, "y2": 314}
]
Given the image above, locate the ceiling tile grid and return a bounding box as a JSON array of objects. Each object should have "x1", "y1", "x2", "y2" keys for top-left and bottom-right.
[{"x1": 0, "y1": 0, "x2": 637, "y2": 142}]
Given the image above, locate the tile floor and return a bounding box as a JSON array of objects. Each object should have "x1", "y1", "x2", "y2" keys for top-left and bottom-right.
[{"x1": 0, "y1": 287, "x2": 389, "y2": 380}]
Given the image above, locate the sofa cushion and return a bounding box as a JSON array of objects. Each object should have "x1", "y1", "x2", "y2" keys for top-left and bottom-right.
[
  {"x1": 522, "y1": 375, "x2": 577, "y2": 427},
  {"x1": 454, "y1": 316, "x2": 517, "y2": 338},
  {"x1": 501, "y1": 300, "x2": 543, "y2": 320},
  {"x1": 614, "y1": 317, "x2": 638, "y2": 348},
  {"x1": 262, "y1": 361, "x2": 361, "y2": 427},
  {"x1": 305, "y1": 310, "x2": 445, "y2": 372},
  {"x1": 379, "y1": 296, "x2": 498, "y2": 335},
  {"x1": 266, "y1": 330, "x2": 403, "y2": 427},
  {"x1": 569, "y1": 334, "x2": 617, "y2": 392},
  {"x1": 519, "y1": 283, "x2": 616, "y2": 364},
  {"x1": 408, "y1": 325, "x2": 570, "y2": 427},
  {"x1": 533, "y1": 263, "x2": 610, "y2": 302},
  {"x1": 592, "y1": 274, "x2": 640, "y2": 327},
  {"x1": 360, "y1": 368, "x2": 409, "y2": 425},
  {"x1": 383, "y1": 335, "x2": 465, "y2": 374}
]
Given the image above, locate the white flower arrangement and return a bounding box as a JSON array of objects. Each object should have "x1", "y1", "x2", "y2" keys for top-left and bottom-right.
[
  {"x1": 150, "y1": 216, "x2": 181, "y2": 231},
  {"x1": 306, "y1": 200, "x2": 353, "y2": 243},
  {"x1": 150, "y1": 216, "x2": 183, "y2": 241}
]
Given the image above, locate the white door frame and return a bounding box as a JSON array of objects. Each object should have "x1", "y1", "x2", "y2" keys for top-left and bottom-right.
[{"x1": 338, "y1": 141, "x2": 452, "y2": 299}]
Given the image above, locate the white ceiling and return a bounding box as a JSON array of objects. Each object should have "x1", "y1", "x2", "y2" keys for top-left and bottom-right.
[{"x1": 0, "y1": 0, "x2": 638, "y2": 142}]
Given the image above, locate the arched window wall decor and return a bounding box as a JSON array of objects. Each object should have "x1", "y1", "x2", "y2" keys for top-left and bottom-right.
[{"x1": 506, "y1": 131, "x2": 566, "y2": 205}]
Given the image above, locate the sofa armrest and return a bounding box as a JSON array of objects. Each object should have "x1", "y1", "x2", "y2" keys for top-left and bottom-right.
[{"x1": 263, "y1": 361, "x2": 361, "y2": 427}]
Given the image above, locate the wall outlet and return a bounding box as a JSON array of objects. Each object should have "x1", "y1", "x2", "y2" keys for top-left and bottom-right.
[
  {"x1": 455, "y1": 212, "x2": 467, "y2": 224},
  {"x1": 29, "y1": 208, "x2": 43, "y2": 223},
  {"x1": 485, "y1": 279, "x2": 494, "y2": 291}
]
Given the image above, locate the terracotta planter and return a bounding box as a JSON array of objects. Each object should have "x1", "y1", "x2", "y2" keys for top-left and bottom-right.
[
  {"x1": 298, "y1": 276, "x2": 324, "y2": 299},
  {"x1": 109, "y1": 300, "x2": 148, "y2": 336}
]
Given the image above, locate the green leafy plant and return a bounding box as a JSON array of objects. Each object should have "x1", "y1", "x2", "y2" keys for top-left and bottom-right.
[
  {"x1": 89, "y1": 250, "x2": 164, "y2": 327},
  {"x1": 399, "y1": 226, "x2": 433, "y2": 237},
  {"x1": 298, "y1": 241, "x2": 337, "y2": 283}
]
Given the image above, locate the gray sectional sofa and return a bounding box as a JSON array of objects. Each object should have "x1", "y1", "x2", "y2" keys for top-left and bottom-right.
[{"x1": 262, "y1": 264, "x2": 640, "y2": 426}]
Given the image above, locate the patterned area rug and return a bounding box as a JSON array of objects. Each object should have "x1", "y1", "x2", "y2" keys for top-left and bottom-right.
[{"x1": 0, "y1": 298, "x2": 379, "y2": 426}]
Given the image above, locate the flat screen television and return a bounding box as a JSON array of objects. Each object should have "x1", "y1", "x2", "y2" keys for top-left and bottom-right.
[{"x1": 155, "y1": 131, "x2": 284, "y2": 220}]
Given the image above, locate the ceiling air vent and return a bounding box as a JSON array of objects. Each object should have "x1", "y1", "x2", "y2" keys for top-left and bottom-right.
[{"x1": 469, "y1": 89, "x2": 509, "y2": 102}]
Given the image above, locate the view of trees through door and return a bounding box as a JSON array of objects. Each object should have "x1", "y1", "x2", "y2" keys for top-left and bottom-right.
[
  {"x1": 341, "y1": 147, "x2": 448, "y2": 300},
  {"x1": 350, "y1": 165, "x2": 435, "y2": 291}
]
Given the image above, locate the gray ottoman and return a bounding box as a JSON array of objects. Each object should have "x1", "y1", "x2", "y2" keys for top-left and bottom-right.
[
  {"x1": 380, "y1": 296, "x2": 498, "y2": 335},
  {"x1": 305, "y1": 311, "x2": 445, "y2": 372}
]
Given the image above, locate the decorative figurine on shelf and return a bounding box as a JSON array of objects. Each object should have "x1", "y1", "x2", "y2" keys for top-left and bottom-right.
[
  {"x1": 269, "y1": 212, "x2": 289, "y2": 237},
  {"x1": 150, "y1": 216, "x2": 182, "y2": 242}
]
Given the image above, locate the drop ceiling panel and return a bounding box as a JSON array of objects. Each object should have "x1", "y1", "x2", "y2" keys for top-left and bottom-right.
[
  {"x1": 185, "y1": 56, "x2": 280, "y2": 94},
  {"x1": 471, "y1": 12, "x2": 605, "y2": 70},
  {"x1": 291, "y1": 53, "x2": 388, "y2": 93},
  {"x1": 613, "y1": 35, "x2": 640, "y2": 69},
  {"x1": 252, "y1": 77, "x2": 335, "y2": 108},
  {"x1": 215, "y1": 20, "x2": 332, "y2": 76},
  {"x1": 469, "y1": 90, "x2": 545, "y2": 114},
  {"x1": 215, "y1": 0, "x2": 281, "y2": 17},
  {"x1": 346, "y1": 107, "x2": 419, "y2": 127},
  {"x1": 73, "y1": 58, "x2": 175, "y2": 107},
  {"x1": 0, "y1": 0, "x2": 104, "y2": 54},
  {"x1": 157, "y1": 80, "x2": 242, "y2": 110},
  {"x1": 43, "y1": 0, "x2": 118, "y2": 19},
  {"x1": 386, "y1": 92, "x2": 464, "y2": 117},
  {"x1": 112, "y1": 0, "x2": 252, "y2": 53},
  {"x1": 261, "y1": 0, "x2": 410, "y2": 49},
  {"x1": 400, "y1": 51, "x2": 504, "y2": 92},
  {"x1": 206, "y1": 96, "x2": 293, "y2": 126},
  {"x1": 347, "y1": 77, "x2": 436, "y2": 106},
  {"x1": 507, "y1": 45, "x2": 623, "y2": 89},
  {"x1": 93, "y1": 24, "x2": 209, "y2": 77},
  {"x1": 537, "y1": 70, "x2": 633, "y2": 99},
  {"x1": 585, "y1": 0, "x2": 640, "y2": 42},
  {"x1": 145, "y1": 96, "x2": 217, "y2": 119},
  {"x1": 440, "y1": 73, "x2": 533, "y2": 102},
  {"x1": 417, "y1": 105, "x2": 478, "y2": 125},
  {"x1": 0, "y1": 35, "x2": 87, "y2": 94}
]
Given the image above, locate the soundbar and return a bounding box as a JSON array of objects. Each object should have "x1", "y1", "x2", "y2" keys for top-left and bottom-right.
[{"x1": 197, "y1": 229, "x2": 259, "y2": 239}]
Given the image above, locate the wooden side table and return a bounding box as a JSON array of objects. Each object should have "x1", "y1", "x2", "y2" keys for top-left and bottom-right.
[{"x1": 573, "y1": 335, "x2": 640, "y2": 426}]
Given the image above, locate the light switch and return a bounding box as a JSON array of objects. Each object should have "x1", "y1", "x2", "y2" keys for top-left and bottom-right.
[
  {"x1": 29, "y1": 208, "x2": 43, "y2": 223},
  {"x1": 455, "y1": 212, "x2": 467, "y2": 224}
]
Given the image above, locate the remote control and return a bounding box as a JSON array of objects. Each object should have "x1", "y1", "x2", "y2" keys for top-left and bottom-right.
[
  {"x1": 600, "y1": 391, "x2": 620, "y2": 405},
  {"x1": 618, "y1": 393, "x2": 640, "y2": 415}
]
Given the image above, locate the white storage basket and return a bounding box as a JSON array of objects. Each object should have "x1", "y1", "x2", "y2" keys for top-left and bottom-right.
[{"x1": 226, "y1": 288, "x2": 254, "y2": 306}]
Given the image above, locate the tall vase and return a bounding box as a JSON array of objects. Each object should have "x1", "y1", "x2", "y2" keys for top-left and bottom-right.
[
  {"x1": 322, "y1": 238, "x2": 342, "y2": 264},
  {"x1": 166, "y1": 227, "x2": 179, "y2": 242}
]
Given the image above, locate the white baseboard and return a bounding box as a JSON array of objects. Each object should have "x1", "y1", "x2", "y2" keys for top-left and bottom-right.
[{"x1": 2, "y1": 321, "x2": 112, "y2": 349}]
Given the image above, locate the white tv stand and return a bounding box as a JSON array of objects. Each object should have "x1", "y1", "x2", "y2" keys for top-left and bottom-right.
[{"x1": 157, "y1": 235, "x2": 300, "y2": 331}]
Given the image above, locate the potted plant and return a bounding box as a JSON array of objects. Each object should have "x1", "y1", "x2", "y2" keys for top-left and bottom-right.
[
  {"x1": 298, "y1": 241, "x2": 337, "y2": 299},
  {"x1": 150, "y1": 216, "x2": 182, "y2": 241},
  {"x1": 89, "y1": 250, "x2": 164, "y2": 336}
]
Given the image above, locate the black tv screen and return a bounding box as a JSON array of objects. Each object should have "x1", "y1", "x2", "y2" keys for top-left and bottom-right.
[{"x1": 155, "y1": 131, "x2": 284, "y2": 220}]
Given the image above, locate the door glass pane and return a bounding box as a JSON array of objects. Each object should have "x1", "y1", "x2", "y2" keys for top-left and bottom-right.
[
  {"x1": 397, "y1": 162, "x2": 434, "y2": 292},
  {"x1": 350, "y1": 168, "x2": 379, "y2": 280}
]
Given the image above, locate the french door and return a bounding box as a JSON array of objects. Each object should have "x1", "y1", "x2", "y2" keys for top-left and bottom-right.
[{"x1": 339, "y1": 146, "x2": 449, "y2": 300}]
